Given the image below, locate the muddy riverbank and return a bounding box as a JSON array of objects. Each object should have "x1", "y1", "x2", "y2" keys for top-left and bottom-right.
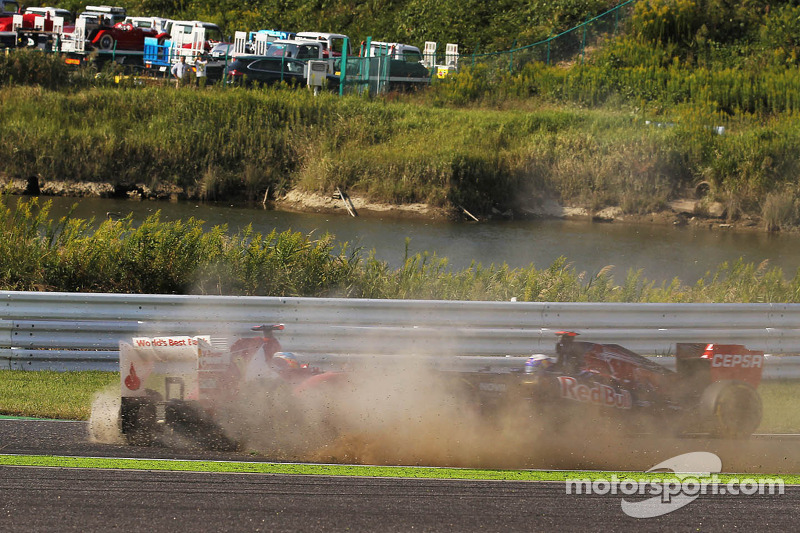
[{"x1": 0, "y1": 176, "x2": 783, "y2": 233}]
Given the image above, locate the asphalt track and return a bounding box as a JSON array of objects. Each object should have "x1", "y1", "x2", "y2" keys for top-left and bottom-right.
[{"x1": 1, "y1": 420, "x2": 800, "y2": 532}]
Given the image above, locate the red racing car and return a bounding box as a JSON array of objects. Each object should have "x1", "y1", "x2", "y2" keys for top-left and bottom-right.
[
  {"x1": 119, "y1": 324, "x2": 344, "y2": 449},
  {"x1": 461, "y1": 331, "x2": 764, "y2": 438}
]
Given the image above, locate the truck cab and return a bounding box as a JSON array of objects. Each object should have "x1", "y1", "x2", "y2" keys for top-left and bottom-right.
[
  {"x1": 124, "y1": 16, "x2": 170, "y2": 34},
  {"x1": 0, "y1": 0, "x2": 19, "y2": 15},
  {"x1": 266, "y1": 39, "x2": 324, "y2": 60},
  {"x1": 367, "y1": 41, "x2": 423, "y2": 63},
  {"x1": 77, "y1": 5, "x2": 126, "y2": 27},
  {"x1": 295, "y1": 31, "x2": 350, "y2": 58}
]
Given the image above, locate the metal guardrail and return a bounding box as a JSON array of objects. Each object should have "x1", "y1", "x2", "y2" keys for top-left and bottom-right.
[{"x1": 1, "y1": 291, "x2": 800, "y2": 377}]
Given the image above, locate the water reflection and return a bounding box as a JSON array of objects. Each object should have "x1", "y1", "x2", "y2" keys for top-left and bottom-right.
[{"x1": 25, "y1": 195, "x2": 800, "y2": 285}]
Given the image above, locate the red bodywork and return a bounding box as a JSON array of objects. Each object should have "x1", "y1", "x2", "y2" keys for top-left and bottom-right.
[
  {"x1": 467, "y1": 331, "x2": 765, "y2": 438},
  {"x1": 700, "y1": 343, "x2": 764, "y2": 388}
]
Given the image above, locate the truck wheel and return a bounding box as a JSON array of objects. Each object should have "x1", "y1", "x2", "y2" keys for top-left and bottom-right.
[
  {"x1": 700, "y1": 380, "x2": 762, "y2": 438},
  {"x1": 98, "y1": 34, "x2": 114, "y2": 50},
  {"x1": 121, "y1": 400, "x2": 157, "y2": 446}
]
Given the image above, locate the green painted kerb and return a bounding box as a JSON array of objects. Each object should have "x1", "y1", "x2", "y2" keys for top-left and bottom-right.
[{"x1": 1, "y1": 455, "x2": 799, "y2": 485}]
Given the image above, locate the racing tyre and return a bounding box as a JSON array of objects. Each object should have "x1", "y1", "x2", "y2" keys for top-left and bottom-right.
[
  {"x1": 121, "y1": 399, "x2": 157, "y2": 446},
  {"x1": 700, "y1": 380, "x2": 762, "y2": 439},
  {"x1": 98, "y1": 34, "x2": 114, "y2": 51}
]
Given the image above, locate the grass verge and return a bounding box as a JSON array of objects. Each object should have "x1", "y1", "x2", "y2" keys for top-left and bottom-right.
[{"x1": 0, "y1": 370, "x2": 118, "y2": 420}]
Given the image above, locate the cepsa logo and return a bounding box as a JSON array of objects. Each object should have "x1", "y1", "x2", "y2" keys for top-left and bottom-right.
[
  {"x1": 558, "y1": 376, "x2": 632, "y2": 409},
  {"x1": 710, "y1": 353, "x2": 763, "y2": 369}
]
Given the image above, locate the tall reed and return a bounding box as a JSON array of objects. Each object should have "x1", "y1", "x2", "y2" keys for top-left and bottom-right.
[{"x1": 2, "y1": 196, "x2": 800, "y2": 302}]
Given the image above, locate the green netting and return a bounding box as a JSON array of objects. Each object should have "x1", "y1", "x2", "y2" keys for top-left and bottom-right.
[
  {"x1": 339, "y1": 41, "x2": 433, "y2": 96},
  {"x1": 444, "y1": 0, "x2": 632, "y2": 73}
]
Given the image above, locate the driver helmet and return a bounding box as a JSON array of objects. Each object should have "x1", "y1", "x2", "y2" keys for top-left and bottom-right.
[
  {"x1": 273, "y1": 352, "x2": 300, "y2": 369},
  {"x1": 524, "y1": 354, "x2": 553, "y2": 374}
]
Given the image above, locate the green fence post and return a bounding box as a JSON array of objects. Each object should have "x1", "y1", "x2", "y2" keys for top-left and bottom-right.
[
  {"x1": 363, "y1": 36, "x2": 371, "y2": 95},
  {"x1": 339, "y1": 37, "x2": 348, "y2": 97},
  {"x1": 546, "y1": 32, "x2": 552, "y2": 65},
  {"x1": 581, "y1": 15, "x2": 589, "y2": 65},
  {"x1": 509, "y1": 39, "x2": 516, "y2": 73},
  {"x1": 471, "y1": 43, "x2": 479, "y2": 67},
  {"x1": 223, "y1": 47, "x2": 229, "y2": 90}
]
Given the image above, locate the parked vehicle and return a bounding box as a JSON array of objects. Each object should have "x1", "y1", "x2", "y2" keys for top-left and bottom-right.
[
  {"x1": 23, "y1": 6, "x2": 74, "y2": 25},
  {"x1": 247, "y1": 28, "x2": 295, "y2": 53},
  {"x1": 0, "y1": 2, "x2": 71, "y2": 49},
  {"x1": 166, "y1": 19, "x2": 224, "y2": 54},
  {"x1": 0, "y1": 0, "x2": 19, "y2": 47},
  {"x1": 0, "y1": 0, "x2": 17, "y2": 14},
  {"x1": 266, "y1": 39, "x2": 325, "y2": 60},
  {"x1": 295, "y1": 31, "x2": 350, "y2": 57},
  {"x1": 77, "y1": 5, "x2": 126, "y2": 26},
  {"x1": 124, "y1": 16, "x2": 170, "y2": 34},
  {"x1": 227, "y1": 55, "x2": 338, "y2": 90},
  {"x1": 367, "y1": 41, "x2": 423, "y2": 62},
  {"x1": 88, "y1": 21, "x2": 160, "y2": 51}
]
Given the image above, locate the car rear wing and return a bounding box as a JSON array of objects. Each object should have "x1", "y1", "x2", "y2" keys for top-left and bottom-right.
[{"x1": 676, "y1": 342, "x2": 764, "y2": 388}]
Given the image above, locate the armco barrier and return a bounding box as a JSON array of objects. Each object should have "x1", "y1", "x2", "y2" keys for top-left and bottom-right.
[{"x1": 1, "y1": 291, "x2": 800, "y2": 376}]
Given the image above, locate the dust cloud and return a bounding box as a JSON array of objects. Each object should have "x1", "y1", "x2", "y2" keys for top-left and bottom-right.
[
  {"x1": 214, "y1": 356, "x2": 616, "y2": 469},
  {"x1": 88, "y1": 385, "x2": 124, "y2": 445},
  {"x1": 90, "y1": 352, "x2": 653, "y2": 469},
  {"x1": 91, "y1": 358, "x2": 786, "y2": 472}
]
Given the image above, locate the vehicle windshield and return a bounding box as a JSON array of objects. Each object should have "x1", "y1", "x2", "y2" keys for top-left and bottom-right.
[
  {"x1": 329, "y1": 37, "x2": 347, "y2": 55},
  {"x1": 205, "y1": 26, "x2": 223, "y2": 43},
  {"x1": 2, "y1": 2, "x2": 19, "y2": 13},
  {"x1": 267, "y1": 44, "x2": 289, "y2": 57},
  {"x1": 3, "y1": 1, "x2": 20, "y2": 14}
]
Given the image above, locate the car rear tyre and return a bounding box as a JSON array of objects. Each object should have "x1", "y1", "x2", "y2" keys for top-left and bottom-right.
[
  {"x1": 700, "y1": 380, "x2": 762, "y2": 439},
  {"x1": 121, "y1": 400, "x2": 157, "y2": 446}
]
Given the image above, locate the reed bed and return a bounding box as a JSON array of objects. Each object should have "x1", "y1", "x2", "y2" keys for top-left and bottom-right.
[{"x1": 2, "y1": 196, "x2": 800, "y2": 302}]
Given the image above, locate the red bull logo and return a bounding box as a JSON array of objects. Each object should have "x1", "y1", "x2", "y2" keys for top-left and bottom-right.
[{"x1": 558, "y1": 376, "x2": 632, "y2": 409}]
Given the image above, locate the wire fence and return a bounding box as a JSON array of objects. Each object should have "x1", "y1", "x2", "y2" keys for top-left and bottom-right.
[{"x1": 457, "y1": 0, "x2": 634, "y2": 74}]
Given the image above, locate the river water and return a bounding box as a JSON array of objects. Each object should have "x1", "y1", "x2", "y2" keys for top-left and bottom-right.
[{"x1": 25, "y1": 195, "x2": 800, "y2": 285}]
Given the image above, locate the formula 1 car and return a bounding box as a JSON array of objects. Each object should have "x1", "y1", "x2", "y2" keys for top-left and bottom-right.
[
  {"x1": 119, "y1": 324, "x2": 342, "y2": 450},
  {"x1": 460, "y1": 331, "x2": 765, "y2": 438}
]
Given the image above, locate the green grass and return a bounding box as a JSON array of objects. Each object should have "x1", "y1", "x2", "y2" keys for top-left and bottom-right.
[
  {"x1": 0, "y1": 370, "x2": 118, "y2": 420},
  {"x1": 2, "y1": 77, "x2": 800, "y2": 224},
  {"x1": 757, "y1": 380, "x2": 800, "y2": 434}
]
